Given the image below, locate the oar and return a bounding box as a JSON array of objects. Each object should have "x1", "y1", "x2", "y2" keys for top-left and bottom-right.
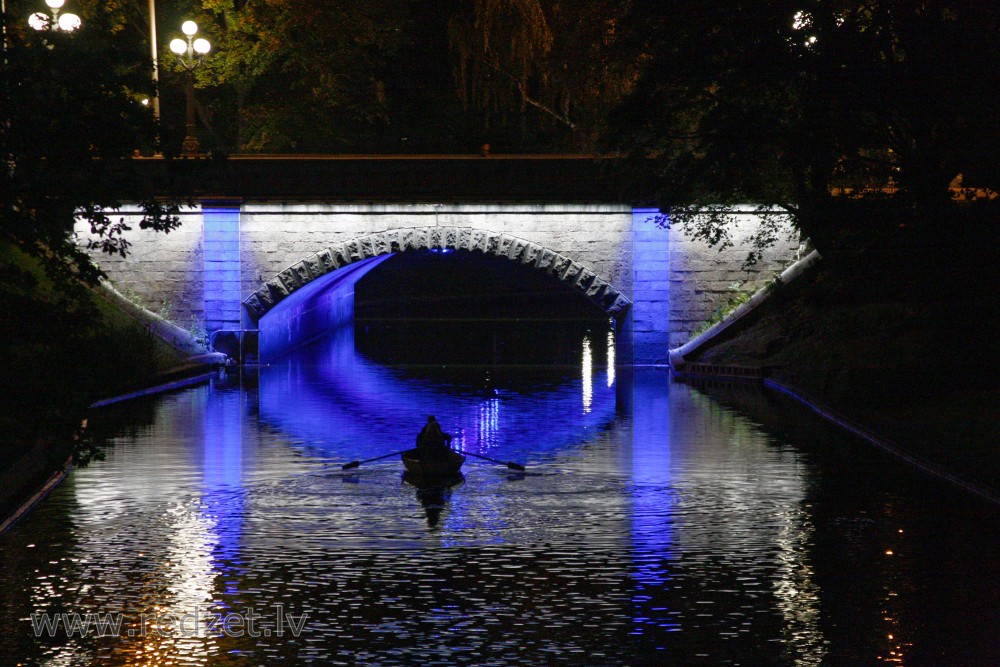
[
  {"x1": 458, "y1": 449, "x2": 526, "y2": 472},
  {"x1": 341, "y1": 449, "x2": 409, "y2": 470}
]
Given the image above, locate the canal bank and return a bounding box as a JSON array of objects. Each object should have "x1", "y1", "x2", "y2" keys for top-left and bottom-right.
[
  {"x1": 0, "y1": 354, "x2": 226, "y2": 535},
  {"x1": 672, "y1": 225, "x2": 1000, "y2": 501},
  {"x1": 0, "y1": 242, "x2": 225, "y2": 533}
]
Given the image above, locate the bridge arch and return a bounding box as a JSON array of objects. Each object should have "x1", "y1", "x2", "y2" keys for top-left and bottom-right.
[
  {"x1": 242, "y1": 226, "x2": 632, "y2": 323},
  {"x1": 75, "y1": 162, "x2": 806, "y2": 365}
]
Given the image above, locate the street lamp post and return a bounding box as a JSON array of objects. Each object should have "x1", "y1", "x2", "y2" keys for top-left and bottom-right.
[
  {"x1": 28, "y1": 0, "x2": 80, "y2": 32},
  {"x1": 148, "y1": 0, "x2": 160, "y2": 121},
  {"x1": 169, "y1": 21, "x2": 210, "y2": 156}
]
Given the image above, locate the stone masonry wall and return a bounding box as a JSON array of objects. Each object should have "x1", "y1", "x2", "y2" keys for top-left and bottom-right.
[
  {"x1": 78, "y1": 203, "x2": 634, "y2": 335},
  {"x1": 666, "y1": 211, "x2": 803, "y2": 348},
  {"x1": 243, "y1": 227, "x2": 632, "y2": 322},
  {"x1": 76, "y1": 208, "x2": 205, "y2": 332},
  {"x1": 78, "y1": 202, "x2": 801, "y2": 363},
  {"x1": 238, "y1": 203, "x2": 634, "y2": 309}
]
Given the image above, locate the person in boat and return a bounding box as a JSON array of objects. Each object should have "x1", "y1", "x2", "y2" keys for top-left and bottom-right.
[{"x1": 416, "y1": 415, "x2": 452, "y2": 461}]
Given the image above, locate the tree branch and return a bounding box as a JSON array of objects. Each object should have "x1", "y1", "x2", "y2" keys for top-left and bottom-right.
[
  {"x1": 479, "y1": 56, "x2": 576, "y2": 129},
  {"x1": 514, "y1": 79, "x2": 576, "y2": 129}
]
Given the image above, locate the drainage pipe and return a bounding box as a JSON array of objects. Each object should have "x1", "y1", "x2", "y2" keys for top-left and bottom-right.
[
  {"x1": 95, "y1": 279, "x2": 206, "y2": 355},
  {"x1": 668, "y1": 249, "x2": 822, "y2": 368}
]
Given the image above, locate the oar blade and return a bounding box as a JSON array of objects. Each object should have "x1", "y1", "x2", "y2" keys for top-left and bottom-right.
[
  {"x1": 457, "y1": 449, "x2": 526, "y2": 471},
  {"x1": 341, "y1": 449, "x2": 410, "y2": 470}
]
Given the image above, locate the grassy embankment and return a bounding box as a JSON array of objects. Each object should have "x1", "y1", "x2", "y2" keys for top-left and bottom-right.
[
  {"x1": 689, "y1": 208, "x2": 1000, "y2": 495},
  {"x1": 0, "y1": 241, "x2": 189, "y2": 520}
]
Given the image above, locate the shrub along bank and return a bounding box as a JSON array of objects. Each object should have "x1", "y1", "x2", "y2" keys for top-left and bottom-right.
[{"x1": 688, "y1": 205, "x2": 1000, "y2": 496}]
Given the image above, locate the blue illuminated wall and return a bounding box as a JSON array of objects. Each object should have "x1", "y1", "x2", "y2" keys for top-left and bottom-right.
[
  {"x1": 631, "y1": 209, "x2": 671, "y2": 365},
  {"x1": 257, "y1": 255, "x2": 392, "y2": 363},
  {"x1": 202, "y1": 204, "x2": 243, "y2": 334},
  {"x1": 202, "y1": 205, "x2": 673, "y2": 365}
]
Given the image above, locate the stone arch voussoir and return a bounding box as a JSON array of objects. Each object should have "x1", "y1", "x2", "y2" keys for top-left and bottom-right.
[{"x1": 243, "y1": 227, "x2": 631, "y2": 321}]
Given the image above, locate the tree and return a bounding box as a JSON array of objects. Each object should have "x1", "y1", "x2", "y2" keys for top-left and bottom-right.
[
  {"x1": 448, "y1": 0, "x2": 637, "y2": 150},
  {"x1": 0, "y1": 5, "x2": 189, "y2": 438},
  {"x1": 192, "y1": 0, "x2": 412, "y2": 152},
  {"x1": 1, "y1": 4, "x2": 181, "y2": 292},
  {"x1": 606, "y1": 1, "x2": 1000, "y2": 255}
]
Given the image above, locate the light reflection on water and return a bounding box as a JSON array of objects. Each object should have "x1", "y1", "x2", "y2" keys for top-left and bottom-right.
[
  {"x1": 256, "y1": 327, "x2": 618, "y2": 463},
  {"x1": 1, "y1": 327, "x2": 999, "y2": 665}
]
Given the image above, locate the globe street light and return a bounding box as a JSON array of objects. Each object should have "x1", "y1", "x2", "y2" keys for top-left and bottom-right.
[
  {"x1": 28, "y1": 0, "x2": 81, "y2": 32},
  {"x1": 169, "y1": 20, "x2": 211, "y2": 156}
]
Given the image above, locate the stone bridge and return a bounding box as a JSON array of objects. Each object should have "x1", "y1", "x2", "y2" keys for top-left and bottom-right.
[{"x1": 78, "y1": 156, "x2": 800, "y2": 364}]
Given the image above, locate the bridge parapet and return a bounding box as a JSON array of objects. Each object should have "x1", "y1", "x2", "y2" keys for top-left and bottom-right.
[{"x1": 111, "y1": 155, "x2": 627, "y2": 203}]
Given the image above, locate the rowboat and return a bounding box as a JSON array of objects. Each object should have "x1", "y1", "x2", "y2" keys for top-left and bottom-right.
[{"x1": 401, "y1": 448, "x2": 465, "y2": 476}]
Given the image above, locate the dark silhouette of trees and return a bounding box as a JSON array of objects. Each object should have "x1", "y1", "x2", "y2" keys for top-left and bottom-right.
[
  {"x1": 121, "y1": 0, "x2": 636, "y2": 153},
  {"x1": 1, "y1": 6, "x2": 182, "y2": 292},
  {"x1": 448, "y1": 0, "x2": 635, "y2": 149},
  {"x1": 605, "y1": 1, "x2": 1000, "y2": 253},
  {"x1": 194, "y1": 0, "x2": 412, "y2": 152}
]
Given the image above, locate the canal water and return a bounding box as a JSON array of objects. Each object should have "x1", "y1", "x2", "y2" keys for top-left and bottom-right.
[{"x1": 2, "y1": 322, "x2": 999, "y2": 666}]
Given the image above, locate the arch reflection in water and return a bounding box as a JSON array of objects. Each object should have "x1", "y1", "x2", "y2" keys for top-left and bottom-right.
[{"x1": 255, "y1": 327, "x2": 618, "y2": 463}]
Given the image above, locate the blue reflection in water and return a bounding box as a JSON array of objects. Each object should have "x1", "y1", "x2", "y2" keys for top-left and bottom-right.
[
  {"x1": 256, "y1": 327, "x2": 618, "y2": 463},
  {"x1": 628, "y1": 370, "x2": 676, "y2": 635},
  {"x1": 202, "y1": 389, "x2": 246, "y2": 582},
  {"x1": 252, "y1": 325, "x2": 619, "y2": 541}
]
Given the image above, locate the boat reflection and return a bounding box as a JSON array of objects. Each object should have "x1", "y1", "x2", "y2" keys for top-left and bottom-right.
[{"x1": 402, "y1": 472, "x2": 465, "y2": 528}]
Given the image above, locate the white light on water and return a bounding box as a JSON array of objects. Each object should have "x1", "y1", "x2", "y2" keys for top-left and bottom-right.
[
  {"x1": 582, "y1": 335, "x2": 593, "y2": 414},
  {"x1": 477, "y1": 398, "x2": 500, "y2": 449},
  {"x1": 607, "y1": 328, "x2": 616, "y2": 388}
]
